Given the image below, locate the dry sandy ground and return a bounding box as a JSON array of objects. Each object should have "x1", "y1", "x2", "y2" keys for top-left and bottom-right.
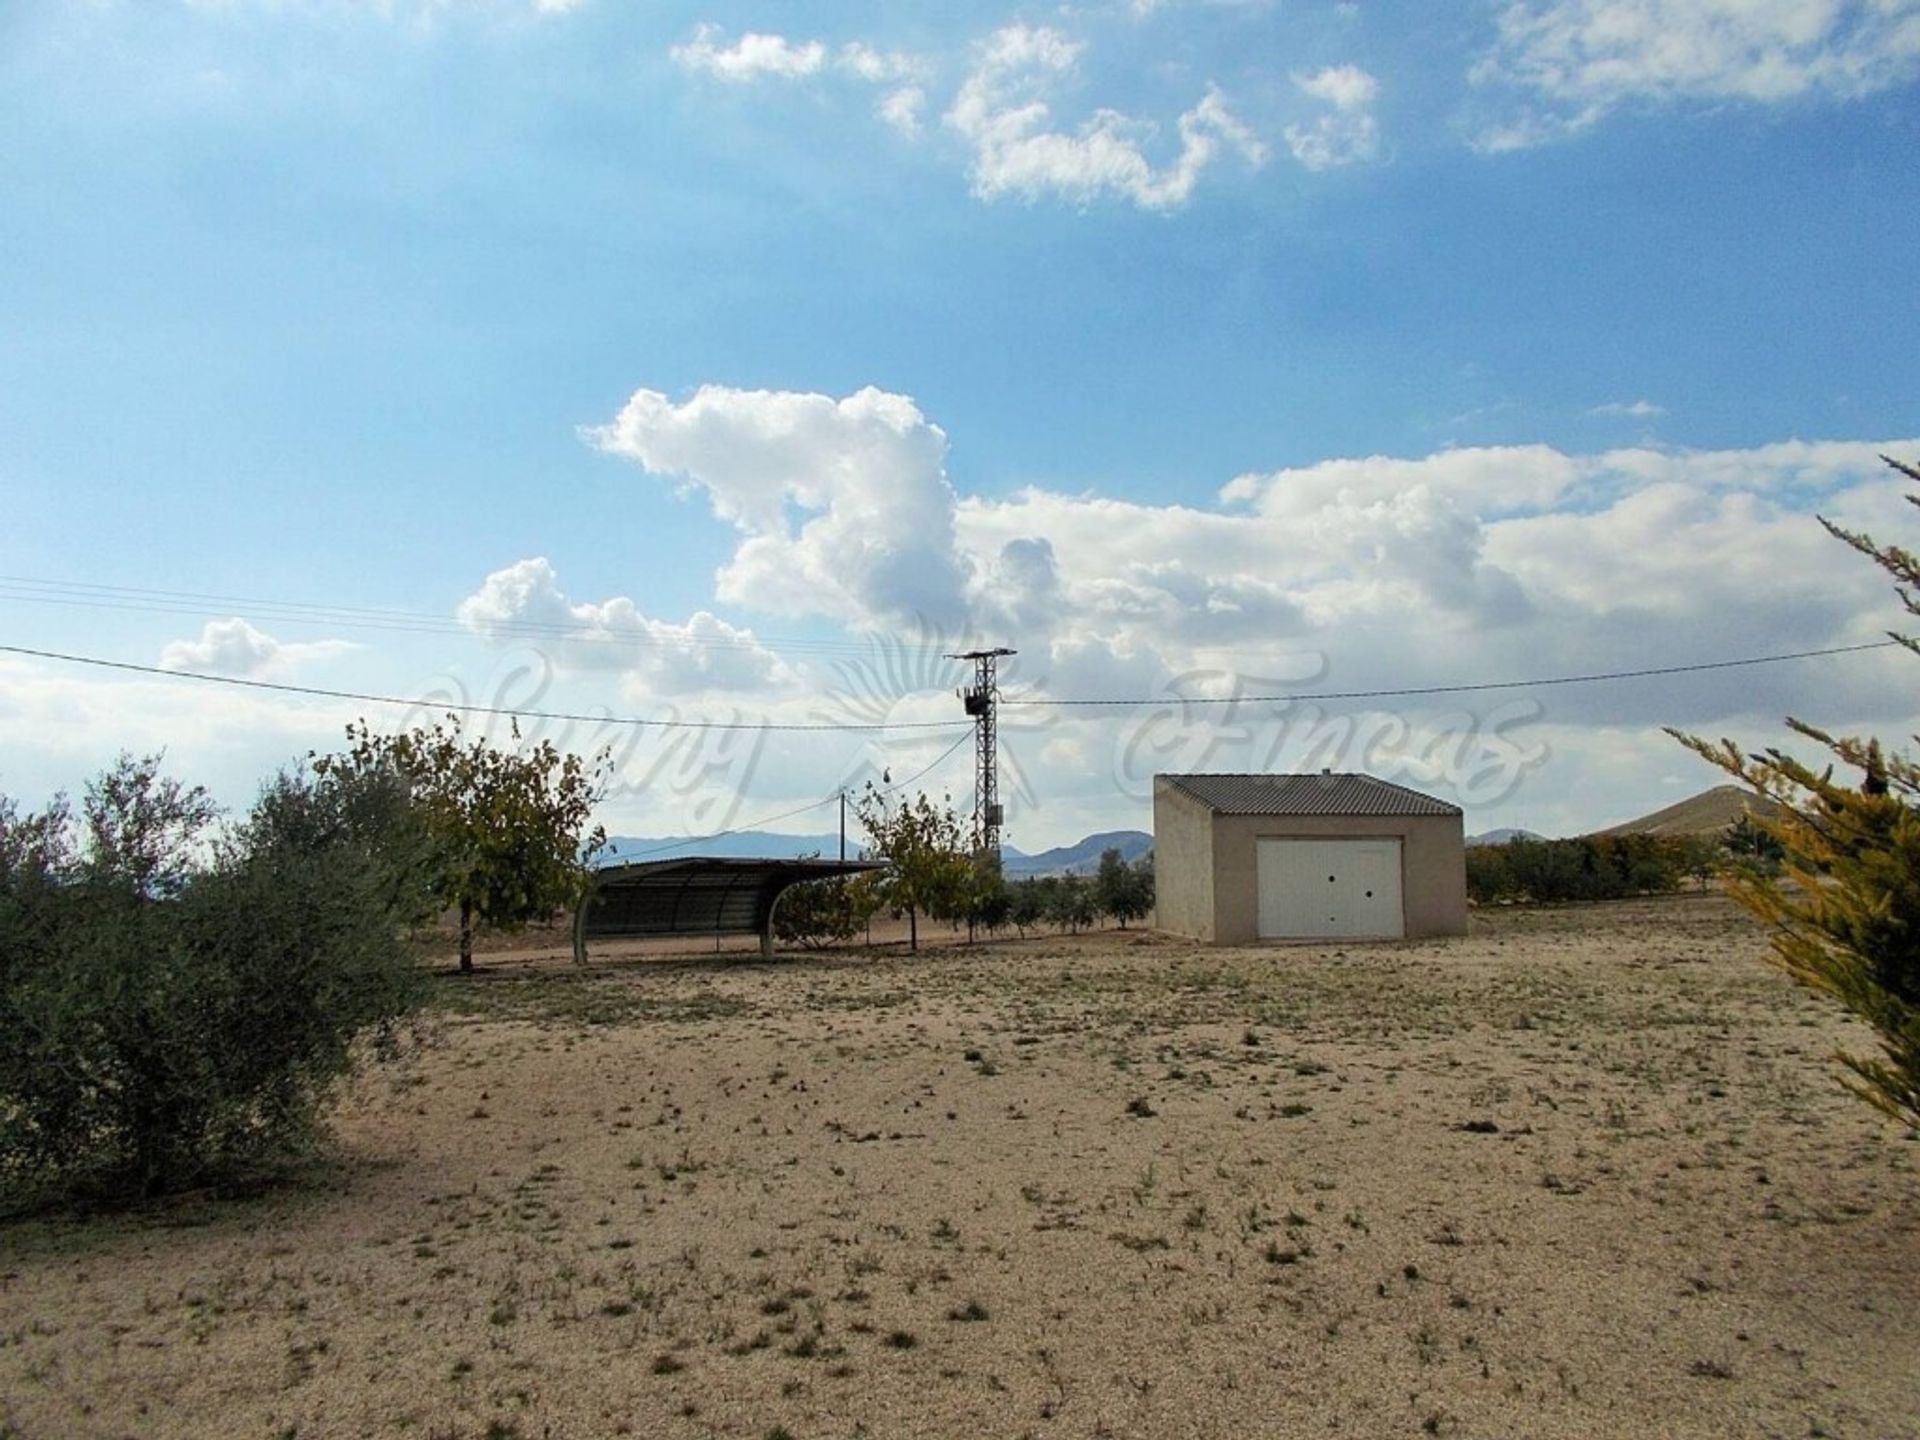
[{"x1": 3, "y1": 895, "x2": 1917, "y2": 1440}]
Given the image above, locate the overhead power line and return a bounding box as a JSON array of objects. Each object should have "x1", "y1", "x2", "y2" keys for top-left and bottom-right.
[
  {"x1": 5, "y1": 636, "x2": 1900, "y2": 740},
  {"x1": 999, "y1": 640, "x2": 1903, "y2": 708},
  {"x1": 0, "y1": 644, "x2": 971, "y2": 735},
  {"x1": 0, "y1": 575, "x2": 893, "y2": 661}
]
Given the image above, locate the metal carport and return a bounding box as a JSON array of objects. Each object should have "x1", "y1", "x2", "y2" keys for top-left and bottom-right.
[{"x1": 571, "y1": 856, "x2": 884, "y2": 964}]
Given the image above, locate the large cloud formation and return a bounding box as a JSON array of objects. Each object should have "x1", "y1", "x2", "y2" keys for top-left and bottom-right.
[
  {"x1": 585, "y1": 385, "x2": 975, "y2": 630},
  {"x1": 588, "y1": 382, "x2": 1919, "y2": 739}
]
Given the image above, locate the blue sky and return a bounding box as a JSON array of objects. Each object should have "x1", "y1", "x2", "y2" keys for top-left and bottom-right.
[{"x1": 3, "y1": 0, "x2": 1919, "y2": 848}]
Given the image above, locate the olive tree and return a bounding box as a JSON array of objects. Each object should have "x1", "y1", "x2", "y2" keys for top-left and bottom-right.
[
  {"x1": 0, "y1": 755, "x2": 427, "y2": 1208},
  {"x1": 854, "y1": 785, "x2": 969, "y2": 953},
  {"x1": 315, "y1": 717, "x2": 609, "y2": 972}
]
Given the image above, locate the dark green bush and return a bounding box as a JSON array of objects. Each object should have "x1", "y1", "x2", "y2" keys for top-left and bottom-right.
[
  {"x1": 1093, "y1": 848, "x2": 1154, "y2": 929},
  {"x1": 0, "y1": 755, "x2": 426, "y2": 1209},
  {"x1": 772, "y1": 861, "x2": 882, "y2": 950},
  {"x1": 1466, "y1": 833, "x2": 1691, "y2": 905}
]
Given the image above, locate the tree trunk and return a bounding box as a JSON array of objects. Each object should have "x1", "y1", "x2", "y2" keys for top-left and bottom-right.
[
  {"x1": 459, "y1": 897, "x2": 474, "y2": 974},
  {"x1": 908, "y1": 906, "x2": 918, "y2": 953}
]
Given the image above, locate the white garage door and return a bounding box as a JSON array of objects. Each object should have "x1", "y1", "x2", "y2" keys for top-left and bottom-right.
[{"x1": 1256, "y1": 838, "x2": 1404, "y2": 940}]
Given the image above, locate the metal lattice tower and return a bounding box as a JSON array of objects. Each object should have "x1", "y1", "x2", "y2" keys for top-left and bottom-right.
[{"x1": 948, "y1": 647, "x2": 1015, "y2": 855}]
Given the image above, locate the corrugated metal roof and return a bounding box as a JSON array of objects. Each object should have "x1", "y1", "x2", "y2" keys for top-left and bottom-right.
[{"x1": 1162, "y1": 772, "x2": 1462, "y2": 817}]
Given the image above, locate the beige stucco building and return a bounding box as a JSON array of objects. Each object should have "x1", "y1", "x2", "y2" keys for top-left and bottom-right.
[{"x1": 1153, "y1": 773, "x2": 1469, "y2": 944}]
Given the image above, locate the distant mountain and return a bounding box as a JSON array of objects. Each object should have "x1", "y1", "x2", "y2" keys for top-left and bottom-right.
[
  {"x1": 1466, "y1": 827, "x2": 1546, "y2": 847},
  {"x1": 601, "y1": 830, "x2": 1031, "y2": 864},
  {"x1": 1003, "y1": 830, "x2": 1152, "y2": 877},
  {"x1": 599, "y1": 827, "x2": 1152, "y2": 873},
  {"x1": 1591, "y1": 785, "x2": 1784, "y2": 839}
]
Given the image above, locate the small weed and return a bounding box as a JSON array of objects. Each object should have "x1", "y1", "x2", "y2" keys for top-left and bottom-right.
[
  {"x1": 947, "y1": 1299, "x2": 990, "y2": 1323},
  {"x1": 1125, "y1": 1096, "x2": 1156, "y2": 1118},
  {"x1": 652, "y1": 1354, "x2": 686, "y2": 1375},
  {"x1": 883, "y1": 1330, "x2": 918, "y2": 1350}
]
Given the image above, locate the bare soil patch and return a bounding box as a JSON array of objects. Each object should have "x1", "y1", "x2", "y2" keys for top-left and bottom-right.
[{"x1": 3, "y1": 895, "x2": 1916, "y2": 1439}]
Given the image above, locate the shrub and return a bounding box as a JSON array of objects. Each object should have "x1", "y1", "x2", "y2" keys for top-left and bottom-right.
[
  {"x1": 1465, "y1": 834, "x2": 1689, "y2": 904},
  {"x1": 773, "y1": 862, "x2": 882, "y2": 949},
  {"x1": 1671, "y1": 453, "x2": 1920, "y2": 1128},
  {"x1": 1093, "y1": 848, "x2": 1154, "y2": 928},
  {"x1": 0, "y1": 755, "x2": 427, "y2": 1209},
  {"x1": 1046, "y1": 873, "x2": 1098, "y2": 934}
]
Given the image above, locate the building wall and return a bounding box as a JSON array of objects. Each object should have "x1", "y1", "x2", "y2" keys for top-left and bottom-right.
[
  {"x1": 1151, "y1": 779, "x2": 1217, "y2": 942},
  {"x1": 1208, "y1": 811, "x2": 1468, "y2": 944}
]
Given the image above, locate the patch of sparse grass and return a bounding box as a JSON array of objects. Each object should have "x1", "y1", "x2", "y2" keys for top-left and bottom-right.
[
  {"x1": 435, "y1": 976, "x2": 749, "y2": 1029},
  {"x1": 947, "y1": 1299, "x2": 989, "y2": 1323},
  {"x1": 882, "y1": 1330, "x2": 918, "y2": 1350}
]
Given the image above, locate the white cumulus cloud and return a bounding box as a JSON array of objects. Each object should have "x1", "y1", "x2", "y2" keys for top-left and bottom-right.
[
  {"x1": 1284, "y1": 64, "x2": 1382, "y2": 170},
  {"x1": 1475, "y1": 0, "x2": 1920, "y2": 146},
  {"x1": 158, "y1": 618, "x2": 354, "y2": 680},
  {"x1": 670, "y1": 25, "x2": 828, "y2": 82},
  {"x1": 945, "y1": 24, "x2": 1267, "y2": 211},
  {"x1": 456, "y1": 557, "x2": 789, "y2": 693},
  {"x1": 586, "y1": 386, "x2": 974, "y2": 630},
  {"x1": 585, "y1": 379, "x2": 1920, "y2": 750}
]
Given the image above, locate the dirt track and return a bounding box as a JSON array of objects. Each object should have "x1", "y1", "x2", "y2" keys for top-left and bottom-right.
[{"x1": 2, "y1": 895, "x2": 1916, "y2": 1439}]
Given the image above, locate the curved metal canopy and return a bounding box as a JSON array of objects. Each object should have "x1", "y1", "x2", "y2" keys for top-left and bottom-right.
[{"x1": 572, "y1": 856, "x2": 884, "y2": 963}]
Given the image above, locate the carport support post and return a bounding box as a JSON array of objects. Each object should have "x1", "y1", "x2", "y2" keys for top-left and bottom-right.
[{"x1": 760, "y1": 920, "x2": 774, "y2": 960}]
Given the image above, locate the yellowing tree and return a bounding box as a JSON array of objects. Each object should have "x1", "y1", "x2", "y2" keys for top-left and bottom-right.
[
  {"x1": 854, "y1": 784, "x2": 968, "y2": 953},
  {"x1": 1672, "y1": 454, "x2": 1920, "y2": 1128},
  {"x1": 317, "y1": 717, "x2": 609, "y2": 972}
]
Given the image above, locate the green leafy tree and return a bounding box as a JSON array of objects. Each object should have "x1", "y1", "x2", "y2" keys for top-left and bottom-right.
[
  {"x1": 854, "y1": 785, "x2": 969, "y2": 953},
  {"x1": 1008, "y1": 877, "x2": 1048, "y2": 937},
  {"x1": 1725, "y1": 813, "x2": 1786, "y2": 875},
  {"x1": 0, "y1": 755, "x2": 426, "y2": 1207},
  {"x1": 1465, "y1": 843, "x2": 1516, "y2": 904},
  {"x1": 1673, "y1": 834, "x2": 1723, "y2": 892},
  {"x1": 1046, "y1": 873, "x2": 1097, "y2": 934},
  {"x1": 1671, "y1": 453, "x2": 1920, "y2": 1128},
  {"x1": 1094, "y1": 847, "x2": 1154, "y2": 929},
  {"x1": 316, "y1": 717, "x2": 609, "y2": 972},
  {"x1": 773, "y1": 857, "x2": 883, "y2": 950},
  {"x1": 967, "y1": 852, "x2": 1014, "y2": 938}
]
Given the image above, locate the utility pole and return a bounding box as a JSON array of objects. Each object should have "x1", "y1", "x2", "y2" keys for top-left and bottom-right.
[
  {"x1": 947, "y1": 647, "x2": 1015, "y2": 856},
  {"x1": 839, "y1": 789, "x2": 846, "y2": 863}
]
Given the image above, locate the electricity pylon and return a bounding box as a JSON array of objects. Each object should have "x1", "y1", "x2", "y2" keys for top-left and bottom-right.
[{"x1": 948, "y1": 647, "x2": 1015, "y2": 855}]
